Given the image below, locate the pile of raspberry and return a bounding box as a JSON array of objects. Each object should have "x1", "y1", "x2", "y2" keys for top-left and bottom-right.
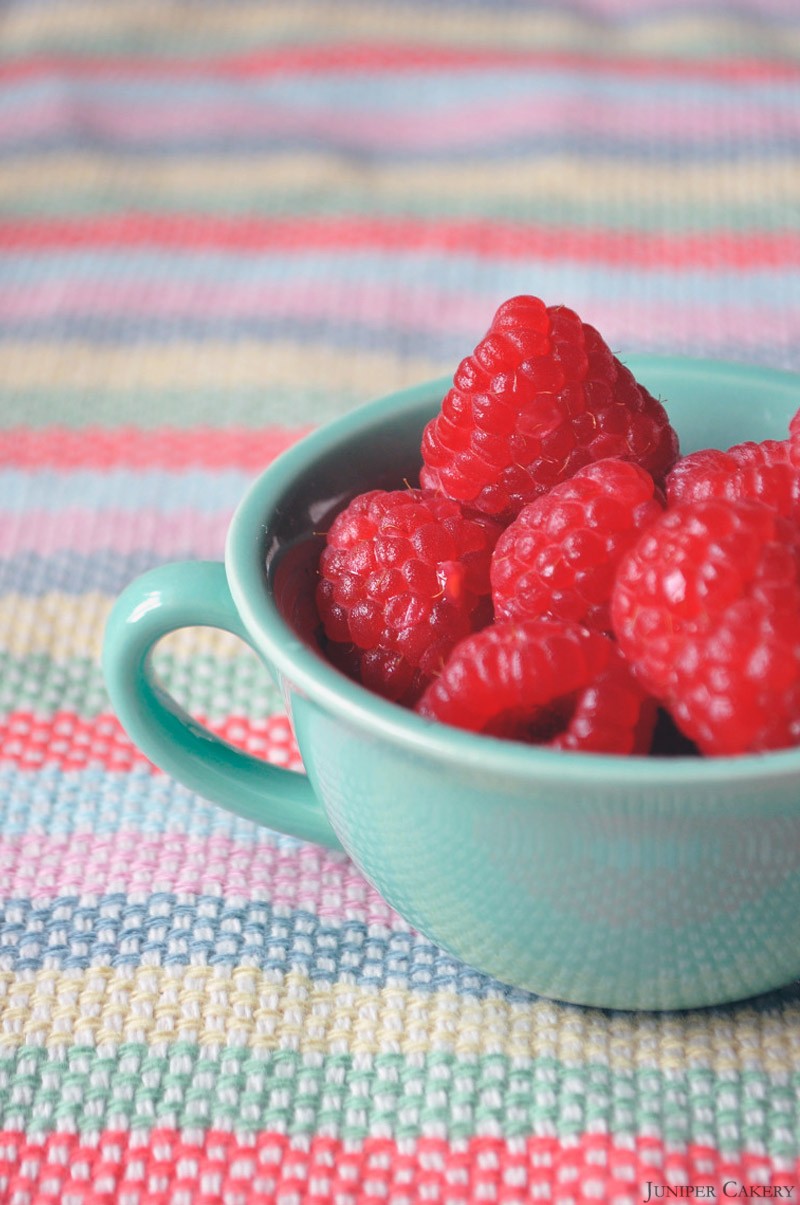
[{"x1": 315, "y1": 295, "x2": 800, "y2": 757}]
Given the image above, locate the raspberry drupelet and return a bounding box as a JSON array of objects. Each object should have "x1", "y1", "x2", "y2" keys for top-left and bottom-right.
[
  {"x1": 612, "y1": 497, "x2": 800, "y2": 755},
  {"x1": 420, "y1": 295, "x2": 679, "y2": 523},
  {"x1": 316, "y1": 487, "x2": 501, "y2": 704},
  {"x1": 416, "y1": 619, "x2": 656, "y2": 755},
  {"x1": 491, "y1": 457, "x2": 664, "y2": 635}
]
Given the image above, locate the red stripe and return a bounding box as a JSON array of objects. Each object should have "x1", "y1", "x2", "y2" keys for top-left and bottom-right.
[
  {"x1": 0, "y1": 214, "x2": 794, "y2": 269},
  {"x1": 0, "y1": 711, "x2": 302, "y2": 773},
  {"x1": 0, "y1": 1128, "x2": 796, "y2": 1202},
  {"x1": 1, "y1": 45, "x2": 797, "y2": 82},
  {"x1": 0, "y1": 426, "x2": 309, "y2": 470}
]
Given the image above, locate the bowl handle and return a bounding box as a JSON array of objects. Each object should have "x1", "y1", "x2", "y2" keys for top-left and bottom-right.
[{"x1": 102, "y1": 560, "x2": 342, "y2": 850}]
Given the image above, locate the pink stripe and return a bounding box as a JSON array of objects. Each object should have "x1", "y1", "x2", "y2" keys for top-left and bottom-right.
[
  {"x1": 0, "y1": 277, "x2": 492, "y2": 330},
  {"x1": 0, "y1": 426, "x2": 307, "y2": 470},
  {"x1": 3, "y1": 45, "x2": 799, "y2": 83},
  {"x1": 1, "y1": 1128, "x2": 797, "y2": 1201},
  {"x1": 0, "y1": 712, "x2": 306, "y2": 774},
  {"x1": 4, "y1": 215, "x2": 799, "y2": 270},
  {"x1": 0, "y1": 828, "x2": 401, "y2": 926},
  {"x1": 3, "y1": 92, "x2": 795, "y2": 147},
  {"x1": 0, "y1": 507, "x2": 232, "y2": 555}
]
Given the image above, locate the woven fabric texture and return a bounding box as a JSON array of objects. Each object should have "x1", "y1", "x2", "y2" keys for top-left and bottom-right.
[{"x1": 2, "y1": 0, "x2": 800, "y2": 1201}]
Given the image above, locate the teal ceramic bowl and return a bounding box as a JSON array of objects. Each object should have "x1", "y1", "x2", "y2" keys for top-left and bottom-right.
[{"x1": 103, "y1": 355, "x2": 800, "y2": 1012}]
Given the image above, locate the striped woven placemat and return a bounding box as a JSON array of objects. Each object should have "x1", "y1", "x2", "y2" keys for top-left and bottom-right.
[{"x1": 1, "y1": 1, "x2": 799, "y2": 1200}]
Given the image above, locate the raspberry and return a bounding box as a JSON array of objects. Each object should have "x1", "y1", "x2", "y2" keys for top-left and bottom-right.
[
  {"x1": 416, "y1": 619, "x2": 655, "y2": 754},
  {"x1": 612, "y1": 498, "x2": 800, "y2": 755},
  {"x1": 316, "y1": 488, "x2": 500, "y2": 704},
  {"x1": 420, "y1": 295, "x2": 679, "y2": 522},
  {"x1": 666, "y1": 438, "x2": 800, "y2": 521},
  {"x1": 491, "y1": 458, "x2": 664, "y2": 634}
]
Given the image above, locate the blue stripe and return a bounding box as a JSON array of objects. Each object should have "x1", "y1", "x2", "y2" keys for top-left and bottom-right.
[
  {"x1": 3, "y1": 248, "x2": 532, "y2": 285},
  {"x1": 1, "y1": 72, "x2": 795, "y2": 117},
  {"x1": 0, "y1": 468, "x2": 251, "y2": 512},
  {"x1": 0, "y1": 314, "x2": 795, "y2": 372},
  {"x1": 0, "y1": 315, "x2": 478, "y2": 355},
  {"x1": 0, "y1": 549, "x2": 180, "y2": 596},
  {"x1": 0, "y1": 132, "x2": 795, "y2": 159},
  {"x1": 0, "y1": 881, "x2": 791, "y2": 1007},
  {"x1": 2, "y1": 251, "x2": 799, "y2": 306},
  {"x1": 2, "y1": 0, "x2": 799, "y2": 20},
  {"x1": 2, "y1": 0, "x2": 798, "y2": 17},
  {"x1": 0, "y1": 763, "x2": 300, "y2": 840},
  {"x1": 0, "y1": 888, "x2": 525, "y2": 997}
]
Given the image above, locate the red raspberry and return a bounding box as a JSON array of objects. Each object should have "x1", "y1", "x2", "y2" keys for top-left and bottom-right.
[
  {"x1": 420, "y1": 295, "x2": 679, "y2": 522},
  {"x1": 416, "y1": 620, "x2": 655, "y2": 754},
  {"x1": 491, "y1": 458, "x2": 664, "y2": 634},
  {"x1": 612, "y1": 498, "x2": 800, "y2": 755},
  {"x1": 666, "y1": 438, "x2": 800, "y2": 521},
  {"x1": 316, "y1": 488, "x2": 500, "y2": 704}
]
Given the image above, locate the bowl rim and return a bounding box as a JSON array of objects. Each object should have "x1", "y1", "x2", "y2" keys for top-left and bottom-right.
[{"x1": 226, "y1": 353, "x2": 800, "y2": 788}]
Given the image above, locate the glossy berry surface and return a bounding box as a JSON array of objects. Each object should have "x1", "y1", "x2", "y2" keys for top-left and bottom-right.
[
  {"x1": 666, "y1": 438, "x2": 800, "y2": 521},
  {"x1": 420, "y1": 295, "x2": 679, "y2": 522},
  {"x1": 612, "y1": 497, "x2": 800, "y2": 755},
  {"x1": 491, "y1": 458, "x2": 664, "y2": 634},
  {"x1": 416, "y1": 619, "x2": 655, "y2": 754},
  {"x1": 316, "y1": 488, "x2": 499, "y2": 704}
]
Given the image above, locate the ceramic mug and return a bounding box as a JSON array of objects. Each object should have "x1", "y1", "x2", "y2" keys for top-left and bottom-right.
[{"x1": 103, "y1": 355, "x2": 800, "y2": 1011}]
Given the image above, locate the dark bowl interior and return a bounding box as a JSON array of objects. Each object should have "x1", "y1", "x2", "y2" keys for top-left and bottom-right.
[{"x1": 267, "y1": 392, "x2": 437, "y2": 646}]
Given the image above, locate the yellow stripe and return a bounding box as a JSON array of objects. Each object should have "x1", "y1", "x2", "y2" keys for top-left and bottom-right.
[
  {"x1": 0, "y1": 153, "x2": 792, "y2": 209},
  {"x1": 0, "y1": 963, "x2": 794, "y2": 1074},
  {"x1": 1, "y1": 2, "x2": 794, "y2": 57},
  {"x1": 0, "y1": 340, "x2": 445, "y2": 396},
  {"x1": 0, "y1": 591, "x2": 248, "y2": 661}
]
